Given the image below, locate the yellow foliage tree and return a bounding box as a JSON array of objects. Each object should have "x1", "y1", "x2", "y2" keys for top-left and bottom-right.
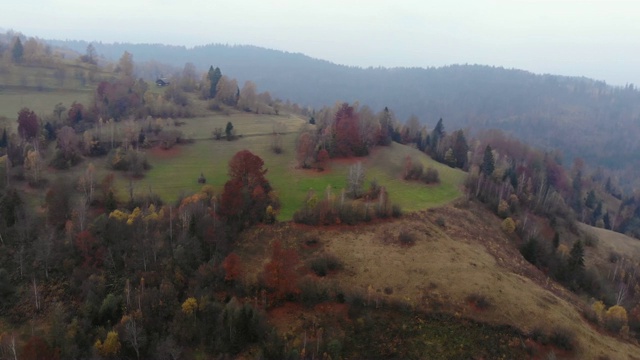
[
  {"x1": 498, "y1": 200, "x2": 509, "y2": 217},
  {"x1": 126, "y1": 207, "x2": 141, "y2": 225},
  {"x1": 605, "y1": 305, "x2": 628, "y2": 332},
  {"x1": 94, "y1": 330, "x2": 121, "y2": 357},
  {"x1": 181, "y1": 297, "x2": 198, "y2": 316},
  {"x1": 501, "y1": 217, "x2": 516, "y2": 234},
  {"x1": 592, "y1": 300, "x2": 606, "y2": 324},
  {"x1": 109, "y1": 209, "x2": 129, "y2": 222}
]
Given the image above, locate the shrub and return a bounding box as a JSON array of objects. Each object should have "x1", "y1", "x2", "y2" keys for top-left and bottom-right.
[
  {"x1": 501, "y1": 217, "x2": 516, "y2": 234},
  {"x1": 549, "y1": 328, "x2": 575, "y2": 352},
  {"x1": 108, "y1": 147, "x2": 150, "y2": 176},
  {"x1": 466, "y1": 293, "x2": 491, "y2": 310},
  {"x1": 605, "y1": 305, "x2": 628, "y2": 333},
  {"x1": 422, "y1": 167, "x2": 440, "y2": 184},
  {"x1": 583, "y1": 234, "x2": 598, "y2": 248},
  {"x1": 308, "y1": 253, "x2": 342, "y2": 277},
  {"x1": 158, "y1": 129, "x2": 183, "y2": 149},
  {"x1": 435, "y1": 216, "x2": 446, "y2": 227},
  {"x1": 298, "y1": 277, "x2": 330, "y2": 306},
  {"x1": 398, "y1": 230, "x2": 416, "y2": 246},
  {"x1": 391, "y1": 205, "x2": 402, "y2": 218},
  {"x1": 404, "y1": 162, "x2": 423, "y2": 180}
]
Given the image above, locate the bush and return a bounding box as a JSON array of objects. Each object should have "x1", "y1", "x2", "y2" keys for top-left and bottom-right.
[
  {"x1": 158, "y1": 129, "x2": 183, "y2": 149},
  {"x1": 422, "y1": 167, "x2": 440, "y2": 184},
  {"x1": 108, "y1": 147, "x2": 150, "y2": 176},
  {"x1": 398, "y1": 230, "x2": 416, "y2": 246},
  {"x1": 583, "y1": 233, "x2": 598, "y2": 248},
  {"x1": 391, "y1": 205, "x2": 402, "y2": 218},
  {"x1": 404, "y1": 162, "x2": 423, "y2": 181},
  {"x1": 298, "y1": 277, "x2": 330, "y2": 306},
  {"x1": 549, "y1": 328, "x2": 575, "y2": 352},
  {"x1": 501, "y1": 217, "x2": 516, "y2": 234},
  {"x1": 308, "y1": 254, "x2": 342, "y2": 277},
  {"x1": 50, "y1": 149, "x2": 82, "y2": 169},
  {"x1": 466, "y1": 293, "x2": 491, "y2": 310},
  {"x1": 604, "y1": 305, "x2": 628, "y2": 333}
]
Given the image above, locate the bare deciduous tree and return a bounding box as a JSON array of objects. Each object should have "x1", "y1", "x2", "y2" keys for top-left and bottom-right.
[{"x1": 347, "y1": 162, "x2": 365, "y2": 198}]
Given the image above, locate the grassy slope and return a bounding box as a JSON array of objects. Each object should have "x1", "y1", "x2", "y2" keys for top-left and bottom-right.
[
  {"x1": 236, "y1": 204, "x2": 640, "y2": 359},
  {"x1": 0, "y1": 62, "x2": 102, "y2": 129},
  {"x1": 132, "y1": 128, "x2": 464, "y2": 220},
  {"x1": 579, "y1": 223, "x2": 640, "y2": 271}
]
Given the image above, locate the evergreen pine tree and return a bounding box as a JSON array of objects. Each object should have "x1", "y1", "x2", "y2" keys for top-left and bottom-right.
[
  {"x1": 603, "y1": 211, "x2": 611, "y2": 230},
  {"x1": 12, "y1": 37, "x2": 23, "y2": 63},
  {"x1": 585, "y1": 190, "x2": 596, "y2": 209},
  {"x1": 207, "y1": 66, "x2": 222, "y2": 98},
  {"x1": 225, "y1": 121, "x2": 234, "y2": 140},
  {"x1": 429, "y1": 118, "x2": 444, "y2": 153},
  {"x1": 568, "y1": 240, "x2": 585, "y2": 270},
  {"x1": 0, "y1": 128, "x2": 7, "y2": 148},
  {"x1": 480, "y1": 145, "x2": 495, "y2": 176}
]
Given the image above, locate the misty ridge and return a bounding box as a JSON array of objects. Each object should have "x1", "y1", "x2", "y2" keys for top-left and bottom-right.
[{"x1": 47, "y1": 39, "x2": 640, "y2": 188}]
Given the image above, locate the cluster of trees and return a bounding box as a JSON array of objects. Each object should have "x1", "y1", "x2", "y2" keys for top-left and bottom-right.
[
  {"x1": 0, "y1": 34, "x2": 99, "y2": 90},
  {"x1": 0, "y1": 149, "x2": 291, "y2": 358},
  {"x1": 464, "y1": 130, "x2": 640, "y2": 339},
  {"x1": 293, "y1": 164, "x2": 401, "y2": 226},
  {"x1": 295, "y1": 103, "x2": 468, "y2": 174}
]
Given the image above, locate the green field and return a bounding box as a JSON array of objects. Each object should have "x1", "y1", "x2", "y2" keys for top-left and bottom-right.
[
  {"x1": 0, "y1": 89, "x2": 91, "y2": 123},
  {"x1": 121, "y1": 125, "x2": 465, "y2": 220}
]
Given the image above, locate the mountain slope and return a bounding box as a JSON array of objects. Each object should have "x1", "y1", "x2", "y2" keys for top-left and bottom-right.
[
  {"x1": 236, "y1": 202, "x2": 640, "y2": 359},
  {"x1": 46, "y1": 39, "x2": 640, "y2": 189}
]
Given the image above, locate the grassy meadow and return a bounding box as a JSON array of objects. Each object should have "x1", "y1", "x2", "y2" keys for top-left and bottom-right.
[{"x1": 122, "y1": 116, "x2": 465, "y2": 220}]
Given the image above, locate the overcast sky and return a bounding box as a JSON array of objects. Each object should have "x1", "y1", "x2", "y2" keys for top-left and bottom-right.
[{"x1": 2, "y1": 0, "x2": 639, "y2": 86}]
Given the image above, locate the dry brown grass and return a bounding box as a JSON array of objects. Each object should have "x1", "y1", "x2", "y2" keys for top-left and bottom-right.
[
  {"x1": 580, "y1": 223, "x2": 640, "y2": 269},
  {"x1": 236, "y1": 204, "x2": 640, "y2": 359}
]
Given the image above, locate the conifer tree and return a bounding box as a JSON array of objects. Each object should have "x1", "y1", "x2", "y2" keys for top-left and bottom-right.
[
  {"x1": 480, "y1": 145, "x2": 495, "y2": 176},
  {"x1": 12, "y1": 37, "x2": 23, "y2": 63},
  {"x1": 0, "y1": 128, "x2": 7, "y2": 148},
  {"x1": 207, "y1": 66, "x2": 222, "y2": 98},
  {"x1": 568, "y1": 240, "x2": 585, "y2": 271}
]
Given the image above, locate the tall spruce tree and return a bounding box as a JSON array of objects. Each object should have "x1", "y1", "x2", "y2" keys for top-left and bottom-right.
[
  {"x1": 0, "y1": 128, "x2": 7, "y2": 148},
  {"x1": 207, "y1": 66, "x2": 222, "y2": 99},
  {"x1": 429, "y1": 118, "x2": 445, "y2": 154},
  {"x1": 12, "y1": 37, "x2": 23, "y2": 63},
  {"x1": 568, "y1": 240, "x2": 585, "y2": 271},
  {"x1": 480, "y1": 145, "x2": 495, "y2": 176}
]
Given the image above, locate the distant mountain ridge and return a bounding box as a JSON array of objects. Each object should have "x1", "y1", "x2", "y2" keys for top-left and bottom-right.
[{"x1": 45, "y1": 39, "x2": 640, "y2": 187}]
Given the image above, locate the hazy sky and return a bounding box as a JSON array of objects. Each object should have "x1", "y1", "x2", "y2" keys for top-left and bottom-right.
[{"x1": 2, "y1": 0, "x2": 639, "y2": 85}]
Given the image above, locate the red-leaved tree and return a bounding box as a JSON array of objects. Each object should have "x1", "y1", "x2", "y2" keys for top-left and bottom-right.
[
  {"x1": 17, "y1": 107, "x2": 40, "y2": 141},
  {"x1": 220, "y1": 150, "x2": 277, "y2": 226},
  {"x1": 334, "y1": 103, "x2": 365, "y2": 157},
  {"x1": 222, "y1": 253, "x2": 242, "y2": 282},
  {"x1": 262, "y1": 240, "x2": 299, "y2": 302}
]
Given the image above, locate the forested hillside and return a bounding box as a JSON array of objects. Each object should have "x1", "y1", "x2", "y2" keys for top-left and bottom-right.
[{"x1": 47, "y1": 40, "x2": 640, "y2": 189}]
